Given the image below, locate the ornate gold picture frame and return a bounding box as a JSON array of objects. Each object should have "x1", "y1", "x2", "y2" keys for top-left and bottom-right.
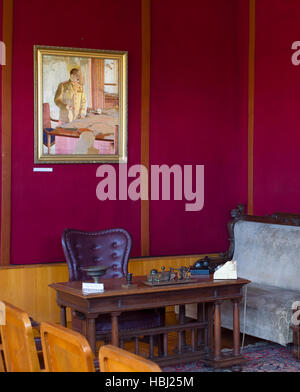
[{"x1": 34, "y1": 45, "x2": 128, "y2": 164}]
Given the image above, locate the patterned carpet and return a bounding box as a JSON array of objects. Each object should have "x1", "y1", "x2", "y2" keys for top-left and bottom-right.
[{"x1": 162, "y1": 342, "x2": 300, "y2": 372}]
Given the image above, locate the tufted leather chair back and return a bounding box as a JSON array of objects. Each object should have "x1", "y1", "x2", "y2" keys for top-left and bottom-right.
[{"x1": 62, "y1": 228, "x2": 132, "y2": 281}]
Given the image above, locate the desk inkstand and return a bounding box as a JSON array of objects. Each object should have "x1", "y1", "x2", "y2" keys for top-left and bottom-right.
[
  {"x1": 121, "y1": 273, "x2": 138, "y2": 289},
  {"x1": 143, "y1": 266, "x2": 194, "y2": 286}
]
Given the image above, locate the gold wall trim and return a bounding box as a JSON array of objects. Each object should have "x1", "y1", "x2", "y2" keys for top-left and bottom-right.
[
  {"x1": 248, "y1": 0, "x2": 256, "y2": 215},
  {"x1": 141, "y1": 0, "x2": 151, "y2": 256}
]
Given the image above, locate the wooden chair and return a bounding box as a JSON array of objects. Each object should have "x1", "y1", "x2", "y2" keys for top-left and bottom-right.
[
  {"x1": 0, "y1": 301, "x2": 41, "y2": 372},
  {"x1": 99, "y1": 345, "x2": 161, "y2": 372},
  {"x1": 40, "y1": 322, "x2": 95, "y2": 372}
]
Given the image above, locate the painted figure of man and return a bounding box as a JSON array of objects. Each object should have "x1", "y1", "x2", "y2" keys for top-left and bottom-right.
[{"x1": 54, "y1": 68, "x2": 86, "y2": 123}]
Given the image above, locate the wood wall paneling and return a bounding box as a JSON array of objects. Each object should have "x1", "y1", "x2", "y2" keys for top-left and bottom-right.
[
  {"x1": 0, "y1": 263, "x2": 69, "y2": 323},
  {"x1": 248, "y1": 0, "x2": 256, "y2": 215},
  {"x1": 141, "y1": 0, "x2": 151, "y2": 256}
]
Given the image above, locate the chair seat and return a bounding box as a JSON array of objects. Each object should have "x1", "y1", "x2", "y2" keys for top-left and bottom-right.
[
  {"x1": 220, "y1": 282, "x2": 297, "y2": 345},
  {"x1": 97, "y1": 309, "x2": 163, "y2": 333}
]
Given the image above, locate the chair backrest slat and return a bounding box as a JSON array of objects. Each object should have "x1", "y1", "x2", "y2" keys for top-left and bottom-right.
[
  {"x1": 40, "y1": 322, "x2": 95, "y2": 372},
  {"x1": 99, "y1": 345, "x2": 161, "y2": 372}
]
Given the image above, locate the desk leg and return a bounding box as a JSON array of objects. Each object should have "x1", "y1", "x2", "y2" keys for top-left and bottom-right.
[
  {"x1": 60, "y1": 306, "x2": 67, "y2": 327},
  {"x1": 206, "y1": 303, "x2": 214, "y2": 353},
  {"x1": 111, "y1": 312, "x2": 121, "y2": 346},
  {"x1": 179, "y1": 304, "x2": 189, "y2": 351},
  {"x1": 207, "y1": 299, "x2": 245, "y2": 369},
  {"x1": 87, "y1": 318, "x2": 96, "y2": 355},
  {"x1": 214, "y1": 301, "x2": 222, "y2": 360},
  {"x1": 233, "y1": 299, "x2": 241, "y2": 356}
]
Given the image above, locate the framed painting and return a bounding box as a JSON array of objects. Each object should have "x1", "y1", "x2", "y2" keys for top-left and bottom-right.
[{"x1": 34, "y1": 45, "x2": 128, "y2": 164}]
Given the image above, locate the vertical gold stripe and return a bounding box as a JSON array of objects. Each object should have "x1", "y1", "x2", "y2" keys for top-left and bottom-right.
[
  {"x1": 141, "y1": 0, "x2": 151, "y2": 256},
  {"x1": 248, "y1": 0, "x2": 255, "y2": 215},
  {"x1": 1, "y1": 0, "x2": 13, "y2": 265}
]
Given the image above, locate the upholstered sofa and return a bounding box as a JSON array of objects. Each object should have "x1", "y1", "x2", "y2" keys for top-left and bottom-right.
[{"x1": 185, "y1": 205, "x2": 300, "y2": 346}]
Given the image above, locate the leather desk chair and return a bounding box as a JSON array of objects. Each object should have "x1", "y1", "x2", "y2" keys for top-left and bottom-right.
[{"x1": 62, "y1": 228, "x2": 165, "y2": 346}]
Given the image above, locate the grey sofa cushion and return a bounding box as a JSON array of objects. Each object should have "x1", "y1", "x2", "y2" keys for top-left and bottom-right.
[
  {"x1": 221, "y1": 283, "x2": 297, "y2": 346},
  {"x1": 228, "y1": 220, "x2": 300, "y2": 345},
  {"x1": 185, "y1": 282, "x2": 296, "y2": 345},
  {"x1": 234, "y1": 220, "x2": 300, "y2": 291}
]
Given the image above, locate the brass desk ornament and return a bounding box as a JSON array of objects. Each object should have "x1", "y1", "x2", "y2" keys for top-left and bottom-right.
[{"x1": 122, "y1": 273, "x2": 137, "y2": 289}]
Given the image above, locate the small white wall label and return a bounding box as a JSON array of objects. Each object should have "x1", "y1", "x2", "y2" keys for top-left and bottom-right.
[{"x1": 33, "y1": 168, "x2": 53, "y2": 172}]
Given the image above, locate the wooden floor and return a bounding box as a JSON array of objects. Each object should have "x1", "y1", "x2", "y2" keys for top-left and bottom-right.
[{"x1": 96, "y1": 310, "x2": 263, "y2": 359}]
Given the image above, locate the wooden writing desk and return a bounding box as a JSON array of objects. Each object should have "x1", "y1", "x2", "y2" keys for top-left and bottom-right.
[{"x1": 50, "y1": 275, "x2": 250, "y2": 368}]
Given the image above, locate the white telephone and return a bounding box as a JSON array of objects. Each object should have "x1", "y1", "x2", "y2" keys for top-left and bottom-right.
[{"x1": 213, "y1": 260, "x2": 237, "y2": 280}]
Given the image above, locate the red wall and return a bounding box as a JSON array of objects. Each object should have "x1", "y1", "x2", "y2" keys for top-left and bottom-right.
[
  {"x1": 7, "y1": 0, "x2": 300, "y2": 263},
  {"x1": 10, "y1": 0, "x2": 142, "y2": 264},
  {"x1": 149, "y1": 0, "x2": 248, "y2": 255},
  {"x1": 7, "y1": 0, "x2": 249, "y2": 264},
  {"x1": 0, "y1": 0, "x2": 2, "y2": 241},
  {"x1": 254, "y1": 0, "x2": 300, "y2": 215}
]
